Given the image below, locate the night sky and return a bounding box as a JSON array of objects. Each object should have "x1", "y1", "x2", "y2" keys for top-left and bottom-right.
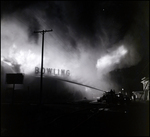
[{"x1": 1, "y1": 1, "x2": 149, "y2": 99}]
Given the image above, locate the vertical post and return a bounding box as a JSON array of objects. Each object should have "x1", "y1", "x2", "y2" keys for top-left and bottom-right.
[
  {"x1": 34, "y1": 29, "x2": 53, "y2": 105},
  {"x1": 12, "y1": 84, "x2": 15, "y2": 105},
  {"x1": 27, "y1": 86, "x2": 30, "y2": 104},
  {"x1": 40, "y1": 31, "x2": 44, "y2": 105}
]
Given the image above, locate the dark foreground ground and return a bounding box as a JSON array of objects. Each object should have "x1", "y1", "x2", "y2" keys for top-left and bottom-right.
[{"x1": 1, "y1": 100, "x2": 149, "y2": 136}]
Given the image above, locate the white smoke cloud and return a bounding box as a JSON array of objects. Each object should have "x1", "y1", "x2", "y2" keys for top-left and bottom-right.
[
  {"x1": 96, "y1": 45, "x2": 128, "y2": 74},
  {"x1": 1, "y1": 1, "x2": 148, "y2": 101},
  {"x1": 0, "y1": 16, "x2": 139, "y2": 96}
]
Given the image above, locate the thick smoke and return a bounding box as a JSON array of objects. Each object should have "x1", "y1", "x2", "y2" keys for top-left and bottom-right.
[{"x1": 1, "y1": 1, "x2": 149, "y2": 100}]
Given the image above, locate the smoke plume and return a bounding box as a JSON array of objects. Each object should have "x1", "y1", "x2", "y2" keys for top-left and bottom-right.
[{"x1": 1, "y1": 1, "x2": 149, "y2": 100}]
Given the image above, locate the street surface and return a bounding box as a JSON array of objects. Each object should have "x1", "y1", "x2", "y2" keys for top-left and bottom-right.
[{"x1": 1, "y1": 100, "x2": 149, "y2": 136}]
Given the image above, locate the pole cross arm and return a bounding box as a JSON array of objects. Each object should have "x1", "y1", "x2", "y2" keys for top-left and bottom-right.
[
  {"x1": 44, "y1": 29, "x2": 53, "y2": 32},
  {"x1": 34, "y1": 29, "x2": 53, "y2": 33}
]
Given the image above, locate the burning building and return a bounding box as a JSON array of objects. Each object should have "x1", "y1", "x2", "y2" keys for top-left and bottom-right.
[
  {"x1": 131, "y1": 77, "x2": 149, "y2": 101},
  {"x1": 141, "y1": 77, "x2": 149, "y2": 101}
]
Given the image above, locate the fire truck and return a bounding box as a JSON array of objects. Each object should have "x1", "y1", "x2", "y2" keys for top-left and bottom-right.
[{"x1": 97, "y1": 89, "x2": 130, "y2": 105}]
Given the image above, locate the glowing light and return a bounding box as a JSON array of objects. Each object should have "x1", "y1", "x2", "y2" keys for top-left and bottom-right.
[
  {"x1": 1, "y1": 56, "x2": 13, "y2": 66},
  {"x1": 85, "y1": 87, "x2": 91, "y2": 92},
  {"x1": 1, "y1": 57, "x2": 4, "y2": 61},
  {"x1": 5, "y1": 44, "x2": 71, "y2": 75},
  {"x1": 2, "y1": 61, "x2": 12, "y2": 66},
  {"x1": 6, "y1": 44, "x2": 41, "y2": 74},
  {"x1": 96, "y1": 45, "x2": 128, "y2": 71}
]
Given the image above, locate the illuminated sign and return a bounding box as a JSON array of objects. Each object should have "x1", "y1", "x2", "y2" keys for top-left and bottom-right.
[{"x1": 35, "y1": 67, "x2": 70, "y2": 77}]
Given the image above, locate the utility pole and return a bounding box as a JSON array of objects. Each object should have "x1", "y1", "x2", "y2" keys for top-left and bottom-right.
[{"x1": 34, "y1": 29, "x2": 53, "y2": 105}]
